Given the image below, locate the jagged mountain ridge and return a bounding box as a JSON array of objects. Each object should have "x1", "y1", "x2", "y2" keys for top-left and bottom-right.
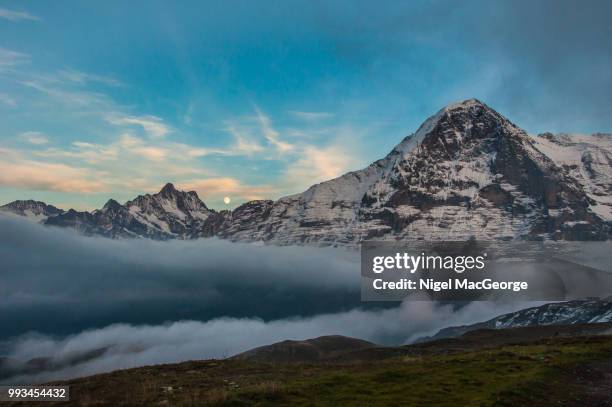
[
  {"x1": 0, "y1": 200, "x2": 64, "y2": 222},
  {"x1": 1, "y1": 99, "x2": 610, "y2": 243},
  {"x1": 41, "y1": 183, "x2": 216, "y2": 239}
]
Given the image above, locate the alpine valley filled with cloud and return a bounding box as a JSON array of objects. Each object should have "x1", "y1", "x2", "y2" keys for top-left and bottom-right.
[{"x1": 1, "y1": 1, "x2": 612, "y2": 405}]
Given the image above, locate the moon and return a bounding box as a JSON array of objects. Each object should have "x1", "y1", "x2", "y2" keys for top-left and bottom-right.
[{"x1": 223, "y1": 196, "x2": 231, "y2": 205}]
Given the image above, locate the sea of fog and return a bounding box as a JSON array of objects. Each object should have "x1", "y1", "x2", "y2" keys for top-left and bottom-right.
[{"x1": 0, "y1": 216, "x2": 534, "y2": 383}]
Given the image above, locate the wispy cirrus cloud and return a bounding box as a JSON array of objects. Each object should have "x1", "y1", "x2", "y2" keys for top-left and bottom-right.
[
  {"x1": 0, "y1": 48, "x2": 29, "y2": 67},
  {"x1": 20, "y1": 79, "x2": 114, "y2": 108},
  {"x1": 254, "y1": 106, "x2": 294, "y2": 154},
  {"x1": 0, "y1": 93, "x2": 17, "y2": 107},
  {"x1": 19, "y1": 131, "x2": 49, "y2": 145},
  {"x1": 0, "y1": 7, "x2": 40, "y2": 22},
  {"x1": 223, "y1": 123, "x2": 266, "y2": 155},
  {"x1": 219, "y1": 106, "x2": 366, "y2": 194},
  {"x1": 289, "y1": 110, "x2": 334, "y2": 121},
  {"x1": 106, "y1": 115, "x2": 172, "y2": 139},
  {"x1": 57, "y1": 69, "x2": 123, "y2": 87},
  {"x1": 32, "y1": 134, "x2": 204, "y2": 172}
]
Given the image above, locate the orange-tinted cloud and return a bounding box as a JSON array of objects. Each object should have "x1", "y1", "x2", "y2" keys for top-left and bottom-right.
[{"x1": 0, "y1": 159, "x2": 108, "y2": 193}]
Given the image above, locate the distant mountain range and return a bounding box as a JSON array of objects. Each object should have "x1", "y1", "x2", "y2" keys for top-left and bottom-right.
[
  {"x1": 420, "y1": 297, "x2": 612, "y2": 342},
  {"x1": 2, "y1": 99, "x2": 611, "y2": 244}
]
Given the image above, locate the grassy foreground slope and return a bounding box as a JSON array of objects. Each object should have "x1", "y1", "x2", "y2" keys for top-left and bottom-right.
[{"x1": 5, "y1": 329, "x2": 612, "y2": 406}]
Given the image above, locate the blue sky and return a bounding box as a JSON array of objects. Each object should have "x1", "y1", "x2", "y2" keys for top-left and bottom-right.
[{"x1": 1, "y1": 0, "x2": 611, "y2": 209}]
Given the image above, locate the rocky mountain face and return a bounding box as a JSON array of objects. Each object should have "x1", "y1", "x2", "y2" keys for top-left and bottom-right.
[
  {"x1": 532, "y1": 133, "x2": 612, "y2": 222},
  {"x1": 44, "y1": 183, "x2": 215, "y2": 239},
  {"x1": 421, "y1": 297, "x2": 612, "y2": 342},
  {"x1": 1, "y1": 99, "x2": 610, "y2": 244},
  {"x1": 218, "y1": 99, "x2": 610, "y2": 244}
]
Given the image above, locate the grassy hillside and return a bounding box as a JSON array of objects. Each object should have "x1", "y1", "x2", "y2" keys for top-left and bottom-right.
[{"x1": 5, "y1": 329, "x2": 612, "y2": 406}]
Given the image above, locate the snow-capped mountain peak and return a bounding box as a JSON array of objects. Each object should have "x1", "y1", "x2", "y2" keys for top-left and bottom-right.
[
  {"x1": 0, "y1": 200, "x2": 64, "y2": 222},
  {"x1": 1, "y1": 100, "x2": 610, "y2": 244},
  {"x1": 100, "y1": 199, "x2": 123, "y2": 213},
  {"x1": 159, "y1": 182, "x2": 178, "y2": 195},
  {"x1": 39, "y1": 184, "x2": 215, "y2": 239},
  {"x1": 126, "y1": 183, "x2": 211, "y2": 224}
]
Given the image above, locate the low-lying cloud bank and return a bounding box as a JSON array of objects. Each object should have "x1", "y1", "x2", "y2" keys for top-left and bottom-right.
[
  {"x1": 1, "y1": 300, "x2": 530, "y2": 384},
  {"x1": 0, "y1": 216, "x2": 362, "y2": 338}
]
